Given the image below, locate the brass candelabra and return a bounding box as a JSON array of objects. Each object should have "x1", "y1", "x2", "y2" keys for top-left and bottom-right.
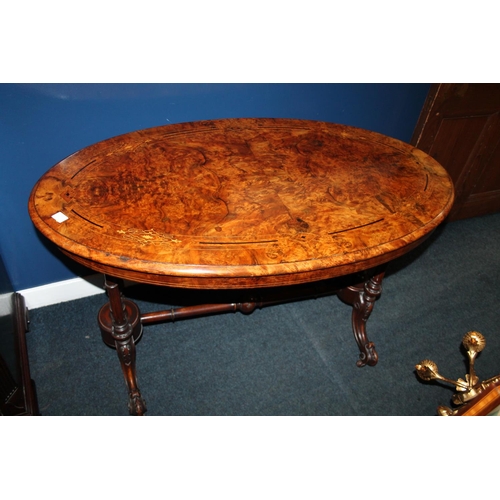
[{"x1": 415, "y1": 331, "x2": 500, "y2": 416}]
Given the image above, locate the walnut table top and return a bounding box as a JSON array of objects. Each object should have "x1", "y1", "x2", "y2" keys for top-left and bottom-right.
[{"x1": 29, "y1": 118, "x2": 454, "y2": 289}]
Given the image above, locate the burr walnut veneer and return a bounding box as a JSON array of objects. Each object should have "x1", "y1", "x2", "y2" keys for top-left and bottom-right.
[{"x1": 28, "y1": 118, "x2": 454, "y2": 415}]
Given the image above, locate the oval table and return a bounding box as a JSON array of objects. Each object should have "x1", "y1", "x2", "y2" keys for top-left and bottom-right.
[{"x1": 28, "y1": 118, "x2": 454, "y2": 415}]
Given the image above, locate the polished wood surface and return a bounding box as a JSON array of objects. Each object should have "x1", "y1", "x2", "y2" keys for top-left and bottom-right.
[{"x1": 29, "y1": 118, "x2": 454, "y2": 289}]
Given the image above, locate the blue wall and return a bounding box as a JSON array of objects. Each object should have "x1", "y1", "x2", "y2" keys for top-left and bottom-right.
[{"x1": 0, "y1": 83, "x2": 430, "y2": 290}]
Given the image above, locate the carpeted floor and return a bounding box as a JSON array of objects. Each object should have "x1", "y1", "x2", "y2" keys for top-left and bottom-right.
[{"x1": 26, "y1": 213, "x2": 500, "y2": 415}]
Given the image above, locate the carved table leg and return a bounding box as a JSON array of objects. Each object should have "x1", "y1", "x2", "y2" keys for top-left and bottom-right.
[
  {"x1": 337, "y1": 270, "x2": 385, "y2": 367},
  {"x1": 98, "y1": 276, "x2": 147, "y2": 415}
]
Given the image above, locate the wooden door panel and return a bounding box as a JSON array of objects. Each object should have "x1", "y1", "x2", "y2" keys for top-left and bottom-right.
[
  {"x1": 411, "y1": 84, "x2": 500, "y2": 221},
  {"x1": 454, "y1": 137, "x2": 500, "y2": 220},
  {"x1": 471, "y1": 136, "x2": 500, "y2": 194},
  {"x1": 428, "y1": 115, "x2": 490, "y2": 181}
]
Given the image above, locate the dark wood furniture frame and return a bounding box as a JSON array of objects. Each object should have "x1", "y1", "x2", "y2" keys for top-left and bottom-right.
[
  {"x1": 97, "y1": 269, "x2": 386, "y2": 415},
  {"x1": 0, "y1": 253, "x2": 38, "y2": 416}
]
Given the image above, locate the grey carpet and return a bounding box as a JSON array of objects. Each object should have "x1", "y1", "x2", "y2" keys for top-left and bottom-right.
[{"x1": 26, "y1": 213, "x2": 500, "y2": 415}]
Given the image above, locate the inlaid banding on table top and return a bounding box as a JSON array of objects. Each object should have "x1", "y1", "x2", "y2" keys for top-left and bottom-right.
[
  {"x1": 70, "y1": 209, "x2": 104, "y2": 228},
  {"x1": 70, "y1": 159, "x2": 97, "y2": 180},
  {"x1": 29, "y1": 118, "x2": 454, "y2": 283},
  {"x1": 328, "y1": 218, "x2": 385, "y2": 235},
  {"x1": 424, "y1": 173, "x2": 429, "y2": 191},
  {"x1": 198, "y1": 239, "x2": 279, "y2": 246}
]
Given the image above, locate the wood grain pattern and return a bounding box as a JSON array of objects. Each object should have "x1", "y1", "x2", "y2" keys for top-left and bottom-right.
[{"x1": 28, "y1": 118, "x2": 454, "y2": 289}]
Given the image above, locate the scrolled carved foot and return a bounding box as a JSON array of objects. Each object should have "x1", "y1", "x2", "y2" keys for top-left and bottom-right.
[
  {"x1": 128, "y1": 391, "x2": 147, "y2": 416},
  {"x1": 338, "y1": 270, "x2": 385, "y2": 368},
  {"x1": 356, "y1": 341, "x2": 378, "y2": 367}
]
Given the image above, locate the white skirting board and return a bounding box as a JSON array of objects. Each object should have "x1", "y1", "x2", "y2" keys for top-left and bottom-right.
[{"x1": 18, "y1": 275, "x2": 106, "y2": 310}]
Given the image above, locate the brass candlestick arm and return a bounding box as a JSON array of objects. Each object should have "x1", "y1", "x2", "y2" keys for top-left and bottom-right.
[
  {"x1": 415, "y1": 331, "x2": 499, "y2": 415},
  {"x1": 415, "y1": 359, "x2": 470, "y2": 390}
]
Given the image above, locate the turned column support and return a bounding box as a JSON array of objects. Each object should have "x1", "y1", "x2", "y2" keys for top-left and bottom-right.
[
  {"x1": 98, "y1": 276, "x2": 146, "y2": 416},
  {"x1": 337, "y1": 269, "x2": 385, "y2": 367}
]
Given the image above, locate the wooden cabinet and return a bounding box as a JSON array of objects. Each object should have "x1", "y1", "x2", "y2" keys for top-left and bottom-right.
[{"x1": 411, "y1": 83, "x2": 500, "y2": 221}]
